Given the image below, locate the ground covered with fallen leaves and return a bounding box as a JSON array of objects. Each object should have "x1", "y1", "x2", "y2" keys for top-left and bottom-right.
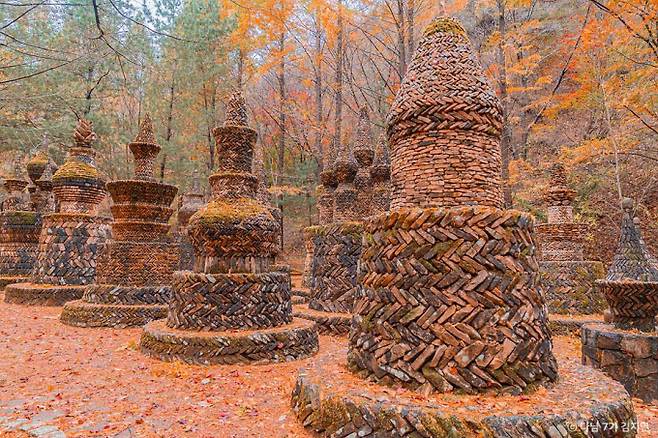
[{"x1": 0, "y1": 296, "x2": 656, "y2": 437}]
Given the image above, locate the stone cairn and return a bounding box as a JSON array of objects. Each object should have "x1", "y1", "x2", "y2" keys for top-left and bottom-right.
[
  {"x1": 140, "y1": 90, "x2": 318, "y2": 365},
  {"x1": 582, "y1": 198, "x2": 658, "y2": 402},
  {"x1": 60, "y1": 115, "x2": 181, "y2": 328},
  {"x1": 535, "y1": 163, "x2": 606, "y2": 335},
  {"x1": 5, "y1": 119, "x2": 111, "y2": 306},
  {"x1": 177, "y1": 168, "x2": 204, "y2": 271},
  {"x1": 294, "y1": 134, "x2": 366, "y2": 336},
  {"x1": 370, "y1": 134, "x2": 390, "y2": 216},
  {"x1": 353, "y1": 106, "x2": 374, "y2": 219},
  {"x1": 292, "y1": 17, "x2": 635, "y2": 436},
  {"x1": 0, "y1": 161, "x2": 41, "y2": 290}
]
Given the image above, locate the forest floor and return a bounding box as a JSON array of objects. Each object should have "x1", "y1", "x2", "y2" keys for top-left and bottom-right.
[{"x1": 0, "y1": 289, "x2": 656, "y2": 437}]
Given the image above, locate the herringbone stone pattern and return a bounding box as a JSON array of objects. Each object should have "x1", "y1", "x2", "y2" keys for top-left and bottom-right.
[
  {"x1": 60, "y1": 300, "x2": 167, "y2": 328},
  {"x1": 293, "y1": 304, "x2": 351, "y2": 336},
  {"x1": 4, "y1": 283, "x2": 86, "y2": 306},
  {"x1": 166, "y1": 271, "x2": 292, "y2": 331},
  {"x1": 308, "y1": 222, "x2": 363, "y2": 314},
  {"x1": 141, "y1": 318, "x2": 318, "y2": 365},
  {"x1": 386, "y1": 25, "x2": 503, "y2": 210},
  {"x1": 61, "y1": 115, "x2": 180, "y2": 328},
  {"x1": 31, "y1": 213, "x2": 111, "y2": 286},
  {"x1": 349, "y1": 207, "x2": 558, "y2": 394},
  {"x1": 293, "y1": 340, "x2": 636, "y2": 438},
  {"x1": 0, "y1": 211, "x2": 41, "y2": 278},
  {"x1": 599, "y1": 198, "x2": 658, "y2": 332},
  {"x1": 540, "y1": 261, "x2": 606, "y2": 315},
  {"x1": 535, "y1": 223, "x2": 589, "y2": 261}
]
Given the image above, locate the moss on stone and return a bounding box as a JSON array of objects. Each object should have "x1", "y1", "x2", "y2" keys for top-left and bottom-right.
[
  {"x1": 195, "y1": 198, "x2": 270, "y2": 224},
  {"x1": 318, "y1": 396, "x2": 350, "y2": 431},
  {"x1": 3, "y1": 211, "x2": 39, "y2": 225},
  {"x1": 423, "y1": 17, "x2": 467, "y2": 38},
  {"x1": 53, "y1": 161, "x2": 99, "y2": 180}
]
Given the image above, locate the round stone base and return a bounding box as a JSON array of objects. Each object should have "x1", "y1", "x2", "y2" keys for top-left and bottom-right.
[
  {"x1": 140, "y1": 317, "x2": 319, "y2": 365},
  {"x1": 549, "y1": 313, "x2": 603, "y2": 336},
  {"x1": 293, "y1": 304, "x2": 351, "y2": 336},
  {"x1": 0, "y1": 276, "x2": 28, "y2": 290},
  {"x1": 292, "y1": 342, "x2": 636, "y2": 437},
  {"x1": 4, "y1": 282, "x2": 86, "y2": 306},
  {"x1": 582, "y1": 323, "x2": 658, "y2": 403},
  {"x1": 60, "y1": 300, "x2": 167, "y2": 328}
]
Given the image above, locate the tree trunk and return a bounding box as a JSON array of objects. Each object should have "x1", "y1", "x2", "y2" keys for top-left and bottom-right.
[
  {"x1": 314, "y1": 15, "x2": 324, "y2": 176},
  {"x1": 335, "y1": 0, "x2": 344, "y2": 146},
  {"x1": 278, "y1": 31, "x2": 286, "y2": 250},
  {"x1": 406, "y1": 0, "x2": 415, "y2": 64},
  {"x1": 396, "y1": 0, "x2": 406, "y2": 79},
  {"x1": 496, "y1": 0, "x2": 513, "y2": 208}
]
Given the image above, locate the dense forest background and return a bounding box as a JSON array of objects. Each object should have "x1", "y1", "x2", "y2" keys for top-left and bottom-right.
[{"x1": 1, "y1": 0, "x2": 656, "y2": 265}]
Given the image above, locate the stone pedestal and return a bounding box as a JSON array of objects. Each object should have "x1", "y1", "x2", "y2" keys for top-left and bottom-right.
[
  {"x1": 535, "y1": 164, "x2": 606, "y2": 334},
  {"x1": 140, "y1": 90, "x2": 318, "y2": 364},
  {"x1": 293, "y1": 16, "x2": 632, "y2": 437},
  {"x1": 5, "y1": 120, "x2": 110, "y2": 306},
  {"x1": 61, "y1": 116, "x2": 180, "y2": 327},
  {"x1": 301, "y1": 227, "x2": 315, "y2": 289},
  {"x1": 581, "y1": 198, "x2": 658, "y2": 402},
  {"x1": 0, "y1": 211, "x2": 41, "y2": 289},
  {"x1": 582, "y1": 323, "x2": 658, "y2": 402}
]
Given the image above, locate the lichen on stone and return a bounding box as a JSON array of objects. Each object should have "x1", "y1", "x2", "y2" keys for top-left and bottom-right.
[
  {"x1": 194, "y1": 198, "x2": 271, "y2": 224},
  {"x1": 423, "y1": 17, "x2": 467, "y2": 38},
  {"x1": 53, "y1": 161, "x2": 99, "y2": 180}
]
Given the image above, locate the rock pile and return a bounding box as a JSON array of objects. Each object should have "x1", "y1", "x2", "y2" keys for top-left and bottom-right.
[
  {"x1": 140, "y1": 90, "x2": 318, "y2": 364},
  {"x1": 60, "y1": 115, "x2": 180, "y2": 327},
  {"x1": 5, "y1": 119, "x2": 111, "y2": 306},
  {"x1": 292, "y1": 16, "x2": 635, "y2": 437}
]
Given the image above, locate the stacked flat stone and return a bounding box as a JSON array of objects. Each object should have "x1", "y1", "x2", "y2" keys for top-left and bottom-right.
[
  {"x1": 370, "y1": 135, "x2": 390, "y2": 215},
  {"x1": 4, "y1": 119, "x2": 111, "y2": 306},
  {"x1": 353, "y1": 106, "x2": 374, "y2": 219},
  {"x1": 582, "y1": 198, "x2": 658, "y2": 401},
  {"x1": 295, "y1": 138, "x2": 366, "y2": 335},
  {"x1": 535, "y1": 164, "x2": 605, "y2": 334},
  {"x1": 177, "y1": 169, "x2": 204, "y2": 271},
  {"x1": 61, "y1": 114, "x2": 180, "y2": 328},
  {"x1": 140, "y1": 90, "x2": 318, "y2": 365},
  {"x1": 293, "y1": 17, "x2": 634, "y2": 437},
  {"x1": 0, "y1": 163, "x2": 41, "y2": 290}
]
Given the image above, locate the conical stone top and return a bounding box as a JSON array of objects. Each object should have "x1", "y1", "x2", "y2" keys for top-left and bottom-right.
[
  {"x1": 189, "y1": 88, "x2": 279, "y2": 274},
  {"x1": 607, "y1": 199, "x2": 658, "y2": 282},
  {"x1": 353, "y1": 106, "x2": 374, "y2": 168},
  {"x1": 225, "y1": 89, "x2": 248, "y2": 127},
  {"x1": 387, "y1": 16, "x2": 503, "y2": 210},
  {"x1": 370, "y1": 135, "x2": 390, "y2": 183},
  {"x1": 333, "y1": 137, "x2": 357, "y2": 185},
  {"x1": 27, "y1": 135, "x2": 49, "y2": 184},
  {"x1": 73, "y1": 118, "x2": 96, "y2": 148},
  {"x1": 129, "y1": 114, "x2": 161, "y2": 181}
]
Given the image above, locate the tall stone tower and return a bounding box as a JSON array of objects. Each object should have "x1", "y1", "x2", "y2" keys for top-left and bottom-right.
[
  {"x1": 5, "y1": 119, "x2": 111, "y2": 306},
  {"x1": 140, "y1": 90, "x2": 318, "y2": 364},
  {"x1": 61, "y1": 114, "x2": 181, "y2": 328}
]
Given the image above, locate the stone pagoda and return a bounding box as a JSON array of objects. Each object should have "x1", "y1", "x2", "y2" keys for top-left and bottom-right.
[
  {"x1": 582, "y1": 198, "x2": 658, "y2": 401},
  {"x1": 0, "y1": 161, "x2": 41, "y2": 290},
  {"x1": 292, "y1": 17, "x2": 634, "y2": 436},
  {"x1": 370, "y1": 134, "x2": 390, "y2": 215},
  {"x1": 294, "y1": 134, "x2": 366, "y2": 335},
  {"x1": 353, "y1": 106, "x2": 375, "y2": 219},
  {"x1": 140, "y1": 90, "x2": 318, "y2": 364},
  {"x1": 536, "y1": 163, "x2": 606, "y2": 334},
  {"x1": 177, "y1": 168, "x2": 204, "y2": 271},
  {"x1": 5, "y1": 119, "x2": 111, "y2": 306},
  {"x1": 60, "y1": 115, "x2": 180, "y2": 328}
]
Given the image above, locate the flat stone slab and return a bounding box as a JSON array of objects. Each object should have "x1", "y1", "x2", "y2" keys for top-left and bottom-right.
[
  {"x1": 292, "y1": 342, "x2": 636, "y2": 437},
  {"x1": 293, "y1": 304, "x2": 351, "y2": 336},
  {"x1": 0, "y1": 276, "x2": 28, "y2": 291},
  {"x1": 4, "y1": 283, "x2": 86, "y2": 306},
  {"x1": 549, "y1": 313, "x2": 603, "y2": 336},
  {"x1": 60, "y1": 300, "x2": 167, "y2": 328},
  {"x1": 140, "y1": 317, "x2": 319, "y2": 365},
  {"x1": 582, "y1": 323, "x2": 658, "y2": 403}
]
